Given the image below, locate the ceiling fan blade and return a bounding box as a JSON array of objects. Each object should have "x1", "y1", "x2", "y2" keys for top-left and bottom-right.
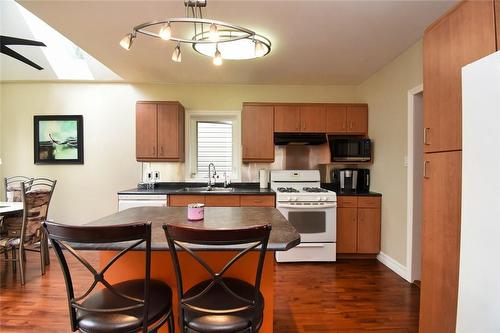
[
  {"x1": 0, "y1": 35, "x2": 46, "y2": 70},
  {"x1": 1, "y1": 35, "x2": 46, "y2": 47},
  {"x1": 0, "y1": 44, "x2": 44, "y2": 70}
]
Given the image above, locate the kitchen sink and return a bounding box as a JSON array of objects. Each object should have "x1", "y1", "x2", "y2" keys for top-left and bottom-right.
[{"x1": 178, "y1": 187, "x2": 235, "y2": 193}]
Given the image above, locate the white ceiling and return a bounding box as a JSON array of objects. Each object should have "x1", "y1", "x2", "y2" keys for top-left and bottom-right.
[{"x1": 10, "y1": 0, "x2": 457, "y2": 85}]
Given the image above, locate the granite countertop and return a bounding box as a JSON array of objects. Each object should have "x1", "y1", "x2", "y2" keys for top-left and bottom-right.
[
  {"x1": 320, "y1": 183, "x2": 382, "y2": 197},
  {"x1": 334, "y1": 191, "x2": 382, "y2": 197},
  {"x1": 118, "y1": 182, "x2": 275, "y2": 196},
  {"x1": 76, "y1": 206, "x2": 299, "y2": 252}
]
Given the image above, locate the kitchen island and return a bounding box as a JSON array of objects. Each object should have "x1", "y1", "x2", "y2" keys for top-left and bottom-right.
[{"x1": 81, "y1": 206, "x2": 300, "y2": 333}]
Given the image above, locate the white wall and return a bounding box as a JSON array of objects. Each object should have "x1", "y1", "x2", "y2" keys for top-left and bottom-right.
[
  {"x1": 0, "y1": 82, "x2": 358, "y2": 225},
  {"x1": 357, "y1": 40, "x2": 423, "y2": 266},
  {"x1": 457, "y1": 51, "x2": 500, "y2": 333}
]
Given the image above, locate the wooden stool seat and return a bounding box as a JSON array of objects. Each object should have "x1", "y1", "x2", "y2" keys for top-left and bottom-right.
[{"x1": 78, "y1": 279, "x2": 172, "y2": 333}]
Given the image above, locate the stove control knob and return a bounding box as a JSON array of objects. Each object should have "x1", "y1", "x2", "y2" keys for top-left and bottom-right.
[{"x1": 321, "y1": 196, "x2": 327, "y2": 201}]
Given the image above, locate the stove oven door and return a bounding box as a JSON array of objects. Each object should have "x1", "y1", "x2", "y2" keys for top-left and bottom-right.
[{"x1": 277, "y1": 203, "x2": 336, "y2": 243}]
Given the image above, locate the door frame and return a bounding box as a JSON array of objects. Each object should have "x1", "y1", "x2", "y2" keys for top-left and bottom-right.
[{"x1": 406, "y1": 84, "x2": 424, "y2": 283}]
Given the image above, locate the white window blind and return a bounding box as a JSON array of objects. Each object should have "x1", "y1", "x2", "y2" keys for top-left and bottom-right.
[{"x1": 196, "y1": 121, "x2": 233, "y2": 178}]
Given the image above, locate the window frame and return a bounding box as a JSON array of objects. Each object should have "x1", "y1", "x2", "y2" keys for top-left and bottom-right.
[{"x1": 185, "y1": 110, "x2": 241, "y2": 181}]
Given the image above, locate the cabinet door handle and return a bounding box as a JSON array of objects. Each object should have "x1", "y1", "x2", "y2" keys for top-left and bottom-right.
[
  {"x1": 424, "y1": 160, "x2": 430, "y2": 179},
  {"x1": 160, "y1": 146, "x2": 164, "y2": 155},
  {"x1": 342, "y1": 121, "x2": 346, "y2": 129},
  {"x1": 349, "y1": 121, "x2": 353, "y2": 129},
  {"x1": 423, "y1": 128, "x2": 430, "y2": 145},
  {"x1": 152, "y1": 146, "x2": 156, "y2": 155},
  {"x1": 302, "y1": 121, "x2": 306, "y2": 130}
]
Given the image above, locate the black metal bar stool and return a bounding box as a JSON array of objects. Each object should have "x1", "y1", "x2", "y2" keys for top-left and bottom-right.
[
  {"x1": 44, "y1": 221, "x2": 174, "y2": 333},
  {"x1": 163, "y1": 223, "x2": 271, "y2": 333}
]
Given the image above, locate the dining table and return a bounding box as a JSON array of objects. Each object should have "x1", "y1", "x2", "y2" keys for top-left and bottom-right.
[{"x1": 0, "y1": 201, "x2": 23, "y2": 216}]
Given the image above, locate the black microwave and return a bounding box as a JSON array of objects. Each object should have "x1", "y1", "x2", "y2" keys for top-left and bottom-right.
[{"x1": 329, "y1": 137, "x2": 371, "y2": 162}]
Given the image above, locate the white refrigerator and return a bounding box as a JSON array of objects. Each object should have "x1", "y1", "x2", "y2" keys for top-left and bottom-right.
[{"x1": 457, "y1": 50, "x2": 500, "y2": 332}]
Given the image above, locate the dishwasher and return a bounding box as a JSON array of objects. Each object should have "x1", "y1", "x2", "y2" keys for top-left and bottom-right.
[{"x1": 117, "y1": 194, "x2": 168, "y2": 211}]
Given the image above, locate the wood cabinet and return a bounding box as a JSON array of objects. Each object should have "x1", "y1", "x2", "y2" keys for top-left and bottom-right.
[
  {"x1": 242, "y1": 104, "x2": 275, "y2": 163},
  {"x1": 136, "y1": 103, "x2": 157, "y2": 159},
  {"x1": 420, "y1": 151, "x2": 462, "y2": 333},
  {"x1": 346, "y1": 105, "x2": 368, "y2": 135},
  {"x1": 169, "y1": 194, "x2": 275, "y2": 207},
  {"x1": 420, "y1": 1, "x2": 497, "y2": 332},
  {"x1": 423, "y1": 1, "x2": 496, "y2": 153},
  {"x1": 496, "y1": 0, "x2": 500, "y2": 50},
  {"x1": 274, "y1": 104, "x2": 326, "y2": 133},
  {"x1": 325, "y1": 104, "x2": 368, "y2": 135},
  {"x1": 274, "y1": 105, "x2": 300, "y2": 132},
  {"x1": 240, "y1": 195, "x2": 275, "y2": 207},
  {"x1": 336, "y1": 196, "x2": 381, "y2": 254},
  {"x1": 205, "y1": 195, "x2": 240, "y2": 207},
  {"x1": 136, "y1": 101, "x2": 185, "y2": 162},
  {"x1": 299, "y1": 105, "x2": 326, "y2": 132},
  {"x1": 325, "y1": 105, "x2": 347, "y2": 134}
]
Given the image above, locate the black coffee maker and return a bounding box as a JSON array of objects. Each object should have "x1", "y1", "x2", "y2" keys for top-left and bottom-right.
[{"x1": 331, "y1": 168, "x2": 370, "y2": 193}]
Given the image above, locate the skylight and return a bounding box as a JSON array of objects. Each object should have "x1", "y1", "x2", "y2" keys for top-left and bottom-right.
[{"x1": 3, "y1": 0, "x2": 121, "y2": 81}]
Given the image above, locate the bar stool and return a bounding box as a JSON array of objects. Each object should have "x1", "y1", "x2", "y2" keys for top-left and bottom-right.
[
  {"x1": 44, "y1": 221, "x2": 174, "y2": 333},
  {"x1": 163, "y1": 223, "x2": 271, "y2": 333}
]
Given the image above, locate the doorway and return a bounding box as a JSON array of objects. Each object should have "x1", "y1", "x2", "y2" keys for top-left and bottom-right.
[{"x1": 407, "y1": 85, "x2": 423, "y2": 284}]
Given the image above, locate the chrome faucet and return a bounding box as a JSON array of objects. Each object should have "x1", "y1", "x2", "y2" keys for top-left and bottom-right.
[{"x1": 207, "y1": 163, "x2": 217, "y2": 189}]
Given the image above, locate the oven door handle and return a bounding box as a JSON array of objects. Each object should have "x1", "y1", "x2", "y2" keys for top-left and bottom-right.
[
  {"x1": 295, "y1": 243, "x2": 328, "y2": 248},
  {"x1": 277, "y1": 203, "x2": 337, "y2": 209}
]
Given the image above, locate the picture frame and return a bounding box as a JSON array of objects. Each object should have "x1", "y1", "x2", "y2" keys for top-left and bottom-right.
[{"x1": 34, "y1": 115, "x2": 84, "y2": 164}]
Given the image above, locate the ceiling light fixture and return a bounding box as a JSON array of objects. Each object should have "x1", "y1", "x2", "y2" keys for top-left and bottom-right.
[
  {"x1": 172, "y1": 43, "x2": 182, "y2": 62},
  {"x1": 119, "y1": 0, "x2": 271, "y2": 65}
]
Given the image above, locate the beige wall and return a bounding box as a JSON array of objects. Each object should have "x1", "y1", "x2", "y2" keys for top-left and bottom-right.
[
  {"x1": 357, "y1": 40, "x2": 423, "y2": 265},
  {"x1": 0, "y1": 83, "x2": 358, "y2": 225}
]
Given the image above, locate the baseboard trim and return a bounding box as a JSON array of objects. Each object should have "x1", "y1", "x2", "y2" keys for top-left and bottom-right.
[{"x1": 377, "y1": 252, "x2": 411, "y2": 282}]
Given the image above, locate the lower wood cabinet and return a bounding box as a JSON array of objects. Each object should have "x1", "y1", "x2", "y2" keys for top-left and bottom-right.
[
  {"x1": 169, "y1": 194, "x2": 275, "y2": 207},
  {"x1": 336, "y1": 195, "x2": 381, "y2": 254}
]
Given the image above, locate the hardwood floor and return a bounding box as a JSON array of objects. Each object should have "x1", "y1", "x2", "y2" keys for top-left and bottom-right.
[{"x1": 0, "y1": 252, "x2": 419, "y2": 332}]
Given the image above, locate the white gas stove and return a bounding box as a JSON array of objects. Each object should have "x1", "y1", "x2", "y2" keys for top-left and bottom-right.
[{"x1": 271, "y1": 170, "x2": 337, "y2": 262}]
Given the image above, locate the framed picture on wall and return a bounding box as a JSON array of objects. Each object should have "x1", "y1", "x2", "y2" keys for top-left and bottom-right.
[{"x1": 34, "y1": 115, "x2": 84, "y2": 164}]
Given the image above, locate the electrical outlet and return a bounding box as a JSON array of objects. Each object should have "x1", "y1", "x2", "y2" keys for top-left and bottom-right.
[{"x1": 404, "y1": 156, "x2": 408, "y2": 167}]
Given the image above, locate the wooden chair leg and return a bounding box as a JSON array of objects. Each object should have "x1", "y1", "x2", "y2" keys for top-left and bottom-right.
[
  {"x1": 18, "y1": 246, "x2": 25, "y2": 285},
  {"x1": 40, "y1": 239, "x2": 46, "y2": 276},
  {"x1": 11, "y1": 247, "x2": 16, "y2": 271}
]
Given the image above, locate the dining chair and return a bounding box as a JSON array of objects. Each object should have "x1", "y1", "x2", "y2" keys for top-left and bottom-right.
[
  {"x1": 44, "y1": 220, "x2": 174, "y2": 333},
  {"x1": 163, "y1": 223, "x2": 271, "y2": 333},
  {"x1": 1, "y1": 176, "x2": 32, "y2": 258},
  {"x1": 0, "y1": 177, "x2": 56, "y2": 284}
]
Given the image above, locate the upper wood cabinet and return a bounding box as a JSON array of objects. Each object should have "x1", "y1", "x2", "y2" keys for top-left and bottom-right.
[
  {"x1": 136, "y1": 103, "x2": 158, "y2": 159},
  {"x1": 275, "y1": 104, "x2": 326, "y2": 133},
  {"x1": 274, "y1": 105, "x2": 300, "y2": 132},
  {"x1": 242, "y1": 104, "x2": 275, "y2": 163},
  {"x1": 326, "y1": 105, "x2": 347, "y2": 133},
  {"x1": 347, "y1": 105, "x2": 368, "y2": 135},
  {"x1": 326, "y1": 104, "x2": 368, "y2": 135},
  {"x1": 136, "y1": 101, "x2": 184, "y2": 162},
  {"x1": 274, "y1": 103, "x2": 369, "y2": 134},
  {"x1": 299, "y1": 105, "x2": 326, "y2": 132},
  {"x1": 423, "y1": 0, "x2": 496, "y2": 153}
]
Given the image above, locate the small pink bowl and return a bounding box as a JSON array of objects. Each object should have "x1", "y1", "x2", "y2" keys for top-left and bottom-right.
[{"x1": 187, "y1": 203, "x2": 205, "y2": 221}]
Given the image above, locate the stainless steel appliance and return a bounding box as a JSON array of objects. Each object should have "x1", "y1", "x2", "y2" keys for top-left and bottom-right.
[
  {"x1": 271, "y1": 170, "x2": 337, "y2": 262},
  {"x1": 331, "y1": 168, "x2": 370, "y2": 193},
  {"x1": 329, "y1": 137, "x2": 371, "y2": 162},
  {"x1": 117, "y1": 194, "x2": 168, "y2": 211}
]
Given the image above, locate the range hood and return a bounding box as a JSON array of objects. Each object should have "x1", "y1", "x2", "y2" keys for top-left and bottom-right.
[{"x1": 274, "y1": 133, "x2": 327, "y2": 145}]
